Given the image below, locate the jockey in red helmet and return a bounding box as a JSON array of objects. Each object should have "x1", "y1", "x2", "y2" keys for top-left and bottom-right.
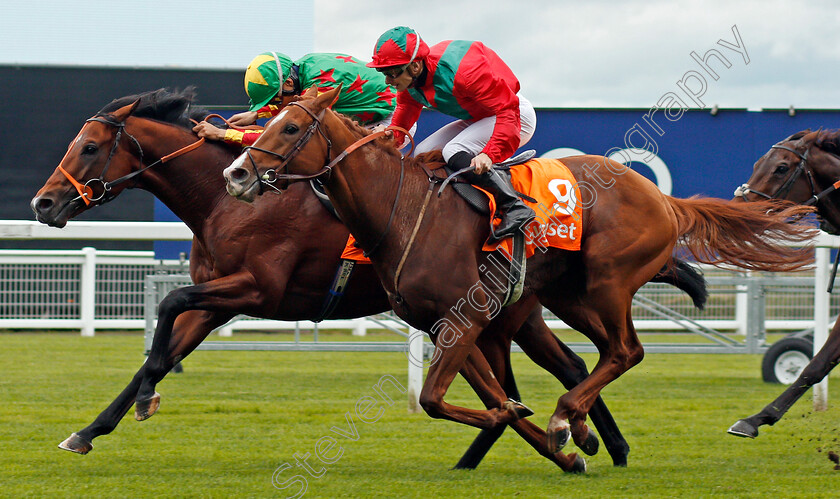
[{"x1": 368, "y1": 26, "x2": 537, "y2": 243}]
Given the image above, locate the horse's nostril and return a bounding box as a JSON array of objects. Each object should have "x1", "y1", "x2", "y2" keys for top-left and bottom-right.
[
  {"x1": 230, "y1": 167, "x2": 250, "y2": 182},
  {"x1": 34, "y1": 197, "x2": 54, "y2": 214}
]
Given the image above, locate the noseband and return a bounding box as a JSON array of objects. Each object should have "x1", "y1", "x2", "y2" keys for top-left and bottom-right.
[{"x1": 58, "y1": 115, "x2": 204, "y2": 206}]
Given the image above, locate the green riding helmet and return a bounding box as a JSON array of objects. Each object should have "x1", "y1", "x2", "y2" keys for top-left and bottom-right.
[{"x1": 244, "y1": 52, "x2": 293, "y2": 111}]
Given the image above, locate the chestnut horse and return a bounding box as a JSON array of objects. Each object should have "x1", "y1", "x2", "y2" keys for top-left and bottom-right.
[
  {"x1": 29, "y1": 88, "x2": 682, "y2": 471},
  {"x1": 729, "y1": 129, "x2": 840, "y2": 438},
  {"x1": 223, "y1": 86, "x2": 817, "y2": 464}
]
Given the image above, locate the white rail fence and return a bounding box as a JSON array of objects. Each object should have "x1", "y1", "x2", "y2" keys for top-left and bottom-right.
[
  {"x1": 1, "y1": 220, "x2": 837, "y2": 409},
  {"x1": 1, "y1": 221, "x2": 839, "y2": 336}
]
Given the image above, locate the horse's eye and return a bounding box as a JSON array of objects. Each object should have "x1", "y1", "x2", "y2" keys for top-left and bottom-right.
[
  {"x1": 82, "y1": 144, "x2": 98, "y2": 156},
  {"x1": 284, "y1": 124, "x2": 299, "y2": 135},
  {"x1": 773, "y1": 164, "x2": 790, "y2": 176}
]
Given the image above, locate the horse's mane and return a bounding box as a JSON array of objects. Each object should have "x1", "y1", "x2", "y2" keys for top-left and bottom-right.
[
  {"x1": 329, "y1": 110, "x2": 446, "y2": 170},
  {"x1": 98, "y1": 87, "x2": 208, "y2": 130},
  {"x1": 785, "y1": 129, "x2": 811, "y2": 142},
  {"x1": 814, "y1": 129, "x2": 840, "y2": 156}
]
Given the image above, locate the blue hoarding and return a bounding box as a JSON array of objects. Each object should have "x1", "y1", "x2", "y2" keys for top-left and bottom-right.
[{"x1": 155, "y1": 108, "x2": 840, "y2": 258}]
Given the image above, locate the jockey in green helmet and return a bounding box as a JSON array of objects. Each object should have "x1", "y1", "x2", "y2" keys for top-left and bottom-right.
[{"x1": 193, "y1": 51, "x2": 400, "y2": 146}]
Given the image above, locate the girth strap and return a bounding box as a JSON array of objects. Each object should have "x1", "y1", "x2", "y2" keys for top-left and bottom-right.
[{"x1": 313, "y1": 259, "x2": 357, "y2": 322}]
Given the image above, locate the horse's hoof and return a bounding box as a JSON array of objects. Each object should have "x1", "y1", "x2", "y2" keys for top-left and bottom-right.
[
  {"x1": 568, "y1": 454, "x2": 587, "y2": 474},
  {"x1": 135, "y1": 392, "x2": 161, "y2": 421},
  {"x1": 578, "y1": 429, "x2": 600, "y2": 456},
  {"x1": 607, "y1": 445, "x2": 629, "y2": 467},
  {"x1": 727, "y1": 419, "x2": 758, "y2": 438},
  {"x1": 58, "y1": 433, "x2": 92, "y2": 454},
  {"x1": 509, "y1": 399, "x2": 534, "y2": 419},
  {"x1": 547, "y1": 426, "x2": 571, "y2": 453},
  {"x1": 502, "y1": 399, "x2": 534, "y2": 420},
  {"x1": 612, "y1": 454, "x2": 628, "y2": 467}
]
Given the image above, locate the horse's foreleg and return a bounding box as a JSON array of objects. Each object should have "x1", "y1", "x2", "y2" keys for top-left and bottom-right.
[
  {"x1": 59, "y1": 310, "x2": 231, "y2": 454},
  {"x1": 451, "y1": 351, "x2": 511, "y2": 469},
  {"x1": 729, "y1": 320, "x2": 840, "y2": 438},
  {"x1": 515, "y1": 312, "x2": 629, "y2": 466},
  {"x1": 459, "y1": 340, "x2": 586, "y2": 473},
  {"x1": 419, "y1": 313, "x2": 528, "y2": 430},
  {"x1": 135, "y1": 273, "x2": 261, "y2": 420}
]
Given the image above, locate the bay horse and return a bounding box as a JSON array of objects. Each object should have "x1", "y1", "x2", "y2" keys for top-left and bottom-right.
[
  {"x1": 729, "y1": 129, "x2": 840, "y2": 438},
  {"x1": 223, "y1": 86, "x2": 818, "y2": 464},
  {"x1": 28, "y1": 88, "x2": 686, "y2": 471}
]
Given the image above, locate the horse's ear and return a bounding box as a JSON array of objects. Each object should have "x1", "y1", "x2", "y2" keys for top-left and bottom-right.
[
  {"x1": 315, "y1": 84, "x2": 343, "y2": 111},
  {"x1": 302, "y1": 85, "x2": 319, "y2": 99},
  {"x1": 327, "y1": 83, "x2": 342, "y2": 109},
  {"x1": 110, "y1": 100, "x2": 141, "y2": 121}
]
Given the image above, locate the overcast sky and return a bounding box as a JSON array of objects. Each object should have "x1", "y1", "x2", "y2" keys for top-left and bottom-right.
[
  {"x1": 314, "y1": 0, "x2": 840, "y2": 109},
  {"x1": 2, "y1": 1, "x2": 837, "y2": 109}
]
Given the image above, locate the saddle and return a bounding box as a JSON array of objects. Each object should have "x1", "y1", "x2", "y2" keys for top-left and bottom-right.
[
  {"x1": 441, "y1": 150, "x2": 537, "y2": 215},
  {"x1": 439, "y1": 150, "x2": 537, "y2": 307}
]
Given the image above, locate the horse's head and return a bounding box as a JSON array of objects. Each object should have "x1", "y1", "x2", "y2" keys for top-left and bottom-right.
[
  {"x1": 734, "y1": 129, "x2": 840, "y2": 234},
  {"x1": 31, "y1": 100, "x2": 144, "y2": 227},
  {"x1": 224, "y1": 86, "x2": 344, "y2": 202},
  {"x1": 32, "y1": 87, "x2": 204, "y2": 227}
]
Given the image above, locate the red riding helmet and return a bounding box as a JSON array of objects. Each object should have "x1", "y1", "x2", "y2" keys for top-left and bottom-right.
[{"x1": 367, "y1": 26, "x2": 430, "y2": 68}]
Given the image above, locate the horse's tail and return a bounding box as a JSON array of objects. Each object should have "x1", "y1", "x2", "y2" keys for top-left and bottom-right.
[{"x1": 667, "y1": 197, "x2": 818, "y2": 272}]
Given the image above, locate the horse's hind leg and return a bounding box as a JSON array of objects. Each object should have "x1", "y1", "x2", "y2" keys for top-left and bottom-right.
[
  {"x1": 729, "y1": 319, "x2": 840, "y2": 438},
  {"x1": 539, "y1": 287, "x2": 643, "y2": 454},
  {"x1": 514, "y1": 309, "x2": 630, "y2": 466},
  {"x1": 58, "y1": 310, "x2": 231, "y2": 454}
]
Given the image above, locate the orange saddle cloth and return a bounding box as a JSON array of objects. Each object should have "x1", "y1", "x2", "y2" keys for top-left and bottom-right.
[
  {"x1": 483, "y1": 157, "x2": 583, "y2": 258},
  {"x1": 340, "y1": 157, "x2": 583, "y2": 263}
]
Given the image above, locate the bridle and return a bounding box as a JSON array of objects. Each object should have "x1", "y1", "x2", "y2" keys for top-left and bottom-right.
[
  {"x1": 239, "y1": 103, "x2": 333, "y2": 194},
  {"x1": 242, "y1": 101, "x2": 414, "y2": 191},
  {"x1": 238, "y1": 101, "x2": 417, "y2": 261},
  {"x1": 734, "y1": 142, "x2": 840, "y2": 207},
  {"x1": 58, "y1": 115, "x2": 205, "y2": 206},
  {"x1": 735, "y1": 140, "x2": 840, "y2": 290}
]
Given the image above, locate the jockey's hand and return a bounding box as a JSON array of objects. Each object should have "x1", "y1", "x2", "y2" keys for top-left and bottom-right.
[
  {"x1": 192, "y1": 121, "x2": 226, "y2": 141},
  {"x1": 471, "y1": 153, "x2": 493, "y2": 174},
  {"x1": 229, "y1": 111, "x2": 258, "y2": 126},
  {"x1": 372, "y1": 124, "x2": 394, "y2": 139}
]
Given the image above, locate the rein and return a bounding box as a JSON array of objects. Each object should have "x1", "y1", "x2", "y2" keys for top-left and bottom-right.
[
  {"x1": 240, "y1": 100, "x2": 421, "y2": 267},
  {"x1": 246, "y1": 101, "x2": 415, "y2": 188},
  {"x1": 59, "y1": 115, "x2": 205, "y2": 206}
]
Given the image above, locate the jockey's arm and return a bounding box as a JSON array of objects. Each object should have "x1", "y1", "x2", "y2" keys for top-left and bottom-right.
[
  {"x1": 222, "y1": 129, "x2": 265, "y2": 147},
  {"x1": 192, "y1": 121, "x2": 264, "y2": 147},
  {"x1": 469, "y1": 76, "x2": 522, "y2": 164},
  {"x1": 388, "y1": 94, "x2": 423, "y2": 145},
  {"x1": 228, "y1": 111, "x2": 258, "y2": 127}
]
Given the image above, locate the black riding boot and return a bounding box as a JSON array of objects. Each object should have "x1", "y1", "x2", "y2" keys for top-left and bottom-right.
[{"x1": 448, "y1": 151, "x2": 536, "y2": 243}]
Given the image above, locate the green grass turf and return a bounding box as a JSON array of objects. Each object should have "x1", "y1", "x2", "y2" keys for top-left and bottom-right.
[{"x1": 2, "y1": 332, "x2": 840, "y2": 498}]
